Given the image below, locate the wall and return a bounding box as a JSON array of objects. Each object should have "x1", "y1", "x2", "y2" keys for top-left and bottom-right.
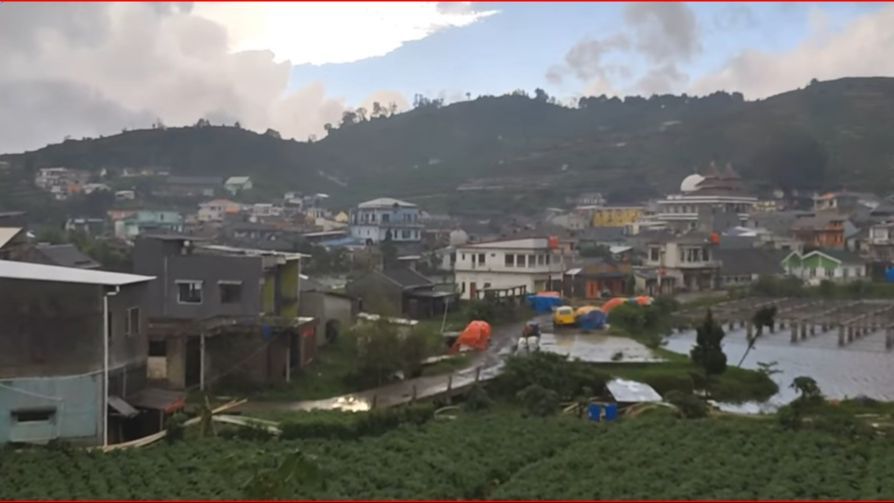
[
  {"x1": 454, "y1": 271, "x2": 551, "y2": 300},
  {"x1": 0, "y1": 374, "x2": 101, "y2": 444},
  {"x1": 299, "y1": 292, "x2": 354, "y2": 347},
  {"x1": 134, "y1": 238, "x2": 264, "y2": 319},
  {"x1": 454, "y1": 247, "x2": 559, "y2": 274}
]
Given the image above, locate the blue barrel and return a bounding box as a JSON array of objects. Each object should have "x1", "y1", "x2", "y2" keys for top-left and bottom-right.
[
  {"x1": 604, "y1": 403, "x2": 618, "y2": 421},
  {"x1": 587, "y1": 403, "x2": 601, "y2": 422}
]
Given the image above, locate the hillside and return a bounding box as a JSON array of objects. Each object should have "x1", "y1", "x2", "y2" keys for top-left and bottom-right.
[{"x1": 3, "y1": 77, "x2": 894, "y2": 214}]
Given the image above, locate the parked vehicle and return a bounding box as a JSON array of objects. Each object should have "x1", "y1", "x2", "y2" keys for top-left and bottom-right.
[{"x1": 553, "y1": 305, "x2": 576, "y2": 328}]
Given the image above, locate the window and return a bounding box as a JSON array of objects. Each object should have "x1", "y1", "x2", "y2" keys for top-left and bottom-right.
[
  {"x1": 484, "y1": 282, "x2": 492, "y2": 288},
  {"x1": 382, "y1": 213, "x2": 390, "y2": 222},
  {"x1": 219, "y1": 281, "x2": 243, "y2": 304},
  {"x1": 149, "y1": 340, "x2": 167, "y2": 356},
  {"x1": 402, "y1": 229, "x2": 410, "y2": 239},
  {"x1": 12, "y1": 408, "x2": 55, "y2": 423},
  {"x1": 825, "y1": 268, "x2": 833, "y2": 278},
  {"x1": 810, "y1": 268, "x2": 817, "y2": 278},
  {"x1": 528, "y1": 254, "x2": 536, "y2": 268},
  {"x1": 478, "y1": 253, "x2": 486, "y2": 265},
  {"x1": 461, "y1": 253, "x2": 466, "y2": 260},
  {"x1": 517, "y1": 254, "x2": 526, "y2": 267},
  {"x1": 461, "y1": 282, "x2": 466, "y2": 293},
  {"x1": 649, "y1": 247, "x2": 660, "y2": 261},
  {"x1": 177, "y1": 280, "x2": 203, "y2": 304},
  {"x1": 843, "y1": 267, "x2": 849, "y2": 278},
  {"x1": 505, "y1": 254, "x2": 514, "y2": 266},
  {"x1": 126, "y1": 307, "x2": 140, "y2": 336},
  {"x1": 538, "y1": 255, "x2": 545, "y2": 265},
  {"x1": 546, "y1": 255, "x2": 551, "y2": 264}
]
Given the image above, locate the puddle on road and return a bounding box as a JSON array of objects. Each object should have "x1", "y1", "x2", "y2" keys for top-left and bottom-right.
[{"x1": 538, "y1": 331, "x2": 662, "y2": 362}]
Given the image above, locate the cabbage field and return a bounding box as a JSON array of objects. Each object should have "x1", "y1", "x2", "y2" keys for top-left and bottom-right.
[{"x1": 3, "y1": 412, "x2": 894, "y2": 499}]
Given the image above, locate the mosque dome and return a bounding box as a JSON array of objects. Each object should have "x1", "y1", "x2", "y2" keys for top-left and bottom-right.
[{"x1": 680, "y1": 174, "x2": 705, "y2": 193}]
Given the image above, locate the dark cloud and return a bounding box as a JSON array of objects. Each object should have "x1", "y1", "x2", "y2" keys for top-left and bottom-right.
[{"x1": 624, "y1": 2, "x2": 700, "y2": 63}]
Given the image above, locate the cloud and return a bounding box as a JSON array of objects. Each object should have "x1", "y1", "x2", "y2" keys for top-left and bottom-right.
[
  {"x1": 192, "y1": 2, "x2": 498, "y2": 65},
  {"x1": 692, "y1": 5, "x2": 894, "y2": 98},
  {"x1": 549, "y1": 2, "x2": 700, "y2": 96},
  {"x1": 0, "y1": 3, "x2": 420, "y2": 153},
  {"x1": 713, "y1": 5, "x2": 757, "y2": 30},
  {"x1": 623, "y1": 2, "x2": 700, "y2": 64}
]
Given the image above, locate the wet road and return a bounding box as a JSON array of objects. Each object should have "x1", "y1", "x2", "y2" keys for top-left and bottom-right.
[
  {"x1": 666, "y1": 324, "x2": 894, "y2": 411},
  {"x1": 539, "y1": 331, "x2": 661, "y2": 362},
  {"x1": 238, "y1": 317, "x2": 531, "y2": 413}
]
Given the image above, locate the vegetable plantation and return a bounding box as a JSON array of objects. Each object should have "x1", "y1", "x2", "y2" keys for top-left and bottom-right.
[{"x1": 3, "y1": 412, "x2": 894, "y2": 499}]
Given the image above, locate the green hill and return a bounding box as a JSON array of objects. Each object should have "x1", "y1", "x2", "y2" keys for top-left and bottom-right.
[{"x1": 3, "y1": 77, "x2": 894, "y2": 215}]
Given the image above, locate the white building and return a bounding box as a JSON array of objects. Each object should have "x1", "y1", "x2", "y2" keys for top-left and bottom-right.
[
  {"x1": 224, "y1": 176, "x2": 253, "y2": 195},
  {"x1": 644, "y1": 233, "x2": 720, "y2": 293},
  {"x1": 248, "y1": 203, "x2": 283, "y2": 221},
  {"x1": 197, "y1": 199, "x2": 242, "y2": 222},
  {"x1": 349, "y1": 197, "x2": 422, "y2": 244},
  {"x1": 114, "y1": 190, "x2": 136, "y2": 201},
  {"x1": 454, "y1": 237, "x2": 565, "y2": 300},
  {"x1": 651, "y1": 163, "x2": 757, "y2": 233}
]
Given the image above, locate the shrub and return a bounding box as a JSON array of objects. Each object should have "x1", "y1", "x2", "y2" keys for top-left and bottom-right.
[
  {"x1": 463, "y1": 385, "x2": 494, "y2": 412},
  {"x1": 516, "y1": 384, "x2": 560, "y2": 417},
  {"x1": 165, "y1": 412, "x2": 187, "y2": 443},
  {"x1": 280, "y1": 404, "x2": 436, "y2": 441},
  {"x1": 664, "y1": 390, "x2": 708, "y2": 419},
  {"x1": 491, "y1": 352, "x2": 609, "y2": 400}
]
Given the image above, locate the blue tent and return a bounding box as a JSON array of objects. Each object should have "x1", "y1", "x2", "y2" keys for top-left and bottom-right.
[
  {"x1": 577, "y1": 309, "x2": 606, "y2": 331},
  {"x1": 886, "y1": 267, "x2": 894, "y2": 283},
  {"x1": 527, "y1": 295, "x2": 563, "y2": 314}
]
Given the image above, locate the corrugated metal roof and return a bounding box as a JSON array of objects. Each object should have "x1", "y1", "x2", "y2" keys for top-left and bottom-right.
[
  {"x1": 0, "y1": 260, "x2": 155, "y2": 286},
  {"x1": 108, "y1": 395, "x2": 139, "y2": 417},
  {"x1": 606, "y1": 378, "x2": 663, "y2": 403},
  {"x1": 0, "y1": 227, "x2": 23, "y2": 248}
]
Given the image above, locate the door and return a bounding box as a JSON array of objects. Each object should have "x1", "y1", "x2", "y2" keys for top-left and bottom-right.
[
  {"x1": 185, "y1": 337, "x2": 201, "y2": 388},
  {"x1": 469, "y1": 282, "x2": 477, "y2": 300},
  {"x1": 586, "y1": 281, "x2": 599, "y2": 299}
]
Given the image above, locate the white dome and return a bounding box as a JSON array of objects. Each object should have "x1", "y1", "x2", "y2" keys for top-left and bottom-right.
[
  {"x1": 449, "y1": 229, "x2": 469, "y2": 246},
  {"x1": 680, "y1": 174, "x2": 705, "y2": 193}
]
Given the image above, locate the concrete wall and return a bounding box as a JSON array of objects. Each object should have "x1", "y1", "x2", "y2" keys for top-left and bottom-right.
[
  {"x1": 454, "y1": 271, "x2": 552, "y2": 300},
  {"x1": 134, "y1": 238, "x2": 263, "y2": 319},
  {"x1": 0, "y1": 374, "x2": 101, "y2": 444},
  {"x1": 299, "y1": 292, "x2": 354, "y2": 346}
]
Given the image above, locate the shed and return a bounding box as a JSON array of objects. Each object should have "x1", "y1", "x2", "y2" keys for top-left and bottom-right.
[{"x1": 606, "y1": 378, "x2": 663, "y2": 404}]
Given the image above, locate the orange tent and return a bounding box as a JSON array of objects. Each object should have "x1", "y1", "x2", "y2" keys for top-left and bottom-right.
[
  {"x1": 450, "y1": 320, "x2": 492, "y2": 353},
  {"x1": 635, "y1": 296, "x2": 654, "y2": 306},
  {"x1": 535, "y1": 291, "x2": 561, "y2": 298},
  {"x1": 601, "y1": 297, "x2": 628, "y2": 313}
]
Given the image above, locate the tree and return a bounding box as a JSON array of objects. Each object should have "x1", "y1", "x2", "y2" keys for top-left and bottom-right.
[
  {"x1": 341, "y1": 110, "x2": 357, "y2": 127},
  {"x1": 738, "y1": 305, "x2": 777, "y2": 366},
  {"x1": 534, "y1": 88, "x2": 549, "y2": 102},
  {"x1": 380, "y1": 234, "x2": 398, "y2": 269},
  {"x1": 751, "y1": 129, "x2": 828, "y2": 192},
  {"x1": 371, "y1": 101, "x2": 384, "y2": 118},
  {"x1": 195, "y1": 118, "x2": 211, "y2": 127},
  {"x1": 689, "y1": 309, "x2": 727, "y2": 395},
  {"x1": 353, "y1": 320, "x2": 403, "y2": 385},
  {"x1": 790, "y1": 376, "x2": 822, "y2": 401},
  {"x1": 263, "y1": 128, "x2": 281, "y2": 139},
  {"x1": 234, "y1": 121, "x2": 241, "y2": 129},
  {"x1": 323, "y1": 123, "x2": 334, "y2": 134},
  {"x1": 356, "y1": 107, "x2": 368, "y2": 122},
  {"x1": 399, "y1": 326, "x2": 438, "y2": 378}
]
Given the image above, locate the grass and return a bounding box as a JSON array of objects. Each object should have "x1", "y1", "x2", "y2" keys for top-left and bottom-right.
[{"x1": 420, "y1": 354, "x2": 472, "y2": 377}]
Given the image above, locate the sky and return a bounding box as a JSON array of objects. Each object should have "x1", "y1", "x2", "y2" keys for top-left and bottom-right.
[{"x1": 0, "y1": 2, "x2": 891, "y2": 154}]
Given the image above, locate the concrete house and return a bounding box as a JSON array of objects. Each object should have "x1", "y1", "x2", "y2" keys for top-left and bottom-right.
[
  {"x1": 782, "y1": 249, "x2": 867, "y2": 285},
  {"x1": 346, "y1": 267, "x2": 457, "y2": 319},
  {"x1": 224, "y1": 176, "x2": 253, "y2": 195},
  {"x1": 0, "y1": 261, "x2": 165, "y2": 446},
  {"x1": 133, "y1": 237, "x2": 315, "y2": 390},
  {"x1": 160, "y1": 176, "x2": 222, "y2": 198},
  {"x1": 714, "y1": 248, "x2": 786, "y2": 289},
  {"x1": 349, "y1": 197, "x2": 422, "y2": 244},
  {"x1": 114, "y1": 210, "x2": 184, "y2": 240},
  {"x1": 454, "y1": 237, "x2": 565, "y2": 300},
  {"x1": 563, "y1": 259, "x2": 631, "y2": 300},
  {"x1": 867, "y1": 222, "x2": 894, "y2": 262},
  {"x1": 197, "y1": 199, "x2": 242, "y2": 222},
  {"x1": 299, "y1": 275, "x2": 356, "y2": 347},
  {"x1": 643, "y1": 232, "x2": 720, "y2": 293},
  {"x1": 19, "y1": 243, "x2": 101, "y2": 269}
]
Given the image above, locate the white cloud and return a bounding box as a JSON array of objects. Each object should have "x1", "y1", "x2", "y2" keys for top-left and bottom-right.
[
  {"x1": 192, "y1": 2, "x2": 498, "y2": 65},
  {"x1": 0, "y1": 3, "x2": 456, "y2": 152},
  {"x1": 692, "y1": 5, "x2": 894, "y2": 98}
]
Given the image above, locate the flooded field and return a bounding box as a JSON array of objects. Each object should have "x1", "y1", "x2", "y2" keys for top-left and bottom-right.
[
  {"x1": 666, "y1": 324, "x2": 894, "y2": 408},
  {"x1": 539, "y1": 331, "x2": 661, "y2": 362}
]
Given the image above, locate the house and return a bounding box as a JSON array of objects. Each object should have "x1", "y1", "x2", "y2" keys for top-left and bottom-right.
[
  {"x1": 791, "y1": 213, "x2": 855, "y2": 249},
  {"x1": 349, "y1": 197, "x2": 422, "y2": 244},
  {"x1": 334, "y1": 211, "x2": 350, "y2": 224},
  {"x1": 82, "y1": 183, "x2": 111, "y2": 195},
  {"x1": 643, "y1": 232, "x2": 720, "y2": 293},
  {"x1": 160, "y1": 176, "x2": 222, "y2": 198},
  {"x1": 563, "y1": 259, "x2": 631, "y2": 300},
  {"x1": 346, "y1": 267, "x2": 457, "y2": 319},
  {"x1": 868, "y1": 222, "x2": 894, "y2": 262},
  {"x1": 19, "y1": 244, "x2": 101, "y2": 269},
  {"x1": 0, "y1": 227, "x2": 29, "y2": 260},
  {"x1": 114, "y1": 211, "x2": 184, "y2": 240},
  {"x1": 197, "y1": 199, "x2": 242, "y2": 222},
  {"x1": 814, "y1": 191, "x2": 878, "y2": 213},
  {"x1": 65, "y1": 217, "x2": 106, "y2": 236},
  {"x1": 578, "y1": 227, "x2": 629, "y2": 250},
  {"x1": 298, "y1": 275, "x2": 356, "y2": 347},
  {"x1": 248, "y1": 203, "x2": 283, "y2": 221},
  {"x1": 0, "y1": 260, "x2": 168, "y2": 446},
  {"x1": 650, "y1": 164, "x2": 757, "y2": 233},
  {"x1": 453, "y1": 237, "x2": 565, "y2": 300},
  {"x1": 591, "y1": 206, "x2": 645, "y2": 228},
  {"x1": 568, "y1": 192, "x2": 606, "y2": 207},
  {"x1": 133, "y1": 237, "x2": 315, "y2": 390},
  {"x1": 0, "y1": 211, "x2": 27, "y2": 227},
  {"x1": 224, "y1": 176, "x2": 253, "y2": 195},
  {"x1": 713, "y1": 248, "x2": 786, "y2": 289},
  {"x1": 547, "y1": 211, "x2": 589, "y2": 231},
  {"x1": 782, "y1": 249, "x2": 868, "y2": 285},
  {"x1": 34, "y1": 167, "x2": 91, "y2": 200}
]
